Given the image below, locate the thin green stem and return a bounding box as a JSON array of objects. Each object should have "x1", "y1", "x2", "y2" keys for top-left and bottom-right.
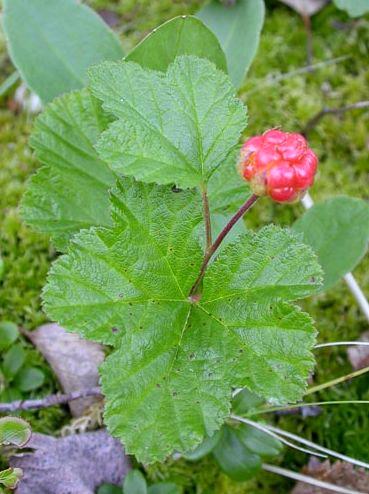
[
  {"x1": 231, "y1": 415, "x2": 327, "y2": 458},
  {"x1": 305, "y1": 365, "x2": 369, "y2": 395},
  {"x1": 0, "y1": 71, "x2": 20, "y2": 97},
  {"x1": 248, "y1": 400, "x2": 369, "y2": 417},
  {"x1": 315, "y1": 341, "x2": 369, "y2": 349}
]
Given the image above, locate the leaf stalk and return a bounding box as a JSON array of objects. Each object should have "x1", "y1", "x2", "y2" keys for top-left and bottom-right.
[{"x1": 201, "y1": 187, "x2": 212, "y2": 251}]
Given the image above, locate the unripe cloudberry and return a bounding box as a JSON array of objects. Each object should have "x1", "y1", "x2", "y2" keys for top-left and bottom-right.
[{"x1": 238, "y1": 129, "x2": 318, "y2": 203}]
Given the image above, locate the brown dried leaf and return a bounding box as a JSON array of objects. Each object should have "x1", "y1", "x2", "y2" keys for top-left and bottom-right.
[
  {"x1": 291, "y1": 458, "x2": 369, "y2": 493},
  {"x1": 10, "y1": 431, "x2": 130, "y2": 494},
  {"x1": 347, "y1": 331, "x2": 369, "y2": 370},
  {"x1": 28, "y1": 323, "x2": 104, "y2": 417},
  {"x1": 279, "y1": 0, "x2": 329, "y2": 16}
]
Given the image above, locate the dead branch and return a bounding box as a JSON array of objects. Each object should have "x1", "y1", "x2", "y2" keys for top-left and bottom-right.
[{"x1": 0, "y1": 387, "x2": 102, "y2": 413}]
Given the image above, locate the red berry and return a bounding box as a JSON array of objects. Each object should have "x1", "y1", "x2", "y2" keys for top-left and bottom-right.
[{"x1": 238, "y1": 129, "x2": 318, "y2": 203}]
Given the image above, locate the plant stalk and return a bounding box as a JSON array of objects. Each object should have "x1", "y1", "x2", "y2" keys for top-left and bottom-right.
[
  {"x1": 306, "y1": 365, "x2": 369, "y2": 396},
  {"x1": 301, "y1": 14, "x2": 313, "y2": 69},
  {"x1": 189, "y1": 193, "x2": 259, "y2": 297},
  {"x1": 250, "y1": 400, "x2": 369, "y2": 416},
  {"x1": 201, "y1": 187, "x2": 212, "y2": 251}
]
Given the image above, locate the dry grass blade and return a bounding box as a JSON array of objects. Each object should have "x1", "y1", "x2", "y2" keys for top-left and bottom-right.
[
  {"x1": 315, "y1": 342, "x2": 369, "y2": 349},
  {"x1": 230, "y1": 415, "x2": 327, "y2": 458},
  {"x1": 263, "y1": 463, "x2": 367, "y2": 494},
  {"x1": 265, "y1": 424, "x2": 369, "y2": 470}
]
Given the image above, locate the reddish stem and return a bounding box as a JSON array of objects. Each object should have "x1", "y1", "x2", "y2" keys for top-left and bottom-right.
[
  {"x1": 189, "y1": 193, "x2": 259, "y2": 298},
  {"x1": 202, "y1": 187, "x2": 212, "y2": 251}
]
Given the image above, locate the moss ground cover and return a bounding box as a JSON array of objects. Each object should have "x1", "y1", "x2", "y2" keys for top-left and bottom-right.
[{"x1": 0, "y1": 1, "x2": 368, "y2": 492}]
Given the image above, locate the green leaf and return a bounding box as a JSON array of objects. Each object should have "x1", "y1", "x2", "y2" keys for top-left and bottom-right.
[
  {"x1": 0, "y1": 255, "x2": 3, "y2": 281},
  {"x1": 212, "y1": 425, "x2": 261, "y2": 481},
  {"x1": 333, "y1": 0, "x2": 369, "y2": 17},
  {"x1": 97, "y1": 485, "x2": 122, "y2": 494},
  {"x1": 208, "y1": 155, "x2": 251, "y2": 214},
  {"x1": 90, "y1": 56, "x2": 247, "y2": 189},
  {"x1": 213, "y1": 423, "x2": 282, "y2": 481},
  {"x1": 184, "y1": 431, "x2": 222, "y2": 460},
  {"x1": 44, "y1": 179, "x2": 321, "y2": 462},
  {"x1": 2, "y1": 344, "x2": 26, "y2": 379},
  {"x1": 210, "y1": 213, "x2": 246, "y2": 251},
  {"x1": 0, "y1": 322, "x2": 19, "y2": 352},
  {"x1": 14, "y1": 367, "x2": 45, "y2": 392},
  {"x1": 0, "y1": 388, "x2": 22, "y2": 403},
  {"x1": 3, "y1": 0, "x2": 124, "y2": 103},
  {"x1": 21, "y1": 89, "x2": 115, "y2": 251},
  {"x1": 197, "y1": 0, "x2": 265, "y2": 88},
  {"x1": 123, "y1": 470, "x2": 147, "y2": 494},
  {"x1": 21, "y1": 18, "x2": 231, "y2": 249},
  {"x1": 148, "y1": 484, "x2": 180, "y2": 494},
  {"x1": 126, "y1": 16, "x2": 227, "y2": 73},
  {"x1": 293, "y1": 196, "x2": 369, "y2": 291},
  {"x1": 44, "y1": 180, "x2": 204, "y2": 346},
  {"x1": 237, "y1": 424, "x2": 282, "y2": 459},
  {"x1": 232, "y1": 389, "x2": 264, "y2": 415},
  {"x1": 0, "y1": 417, "x2": 31, "y2": 447},
  {"x1": 0, "y1": 468, "x2": 23, "y2": 489}
]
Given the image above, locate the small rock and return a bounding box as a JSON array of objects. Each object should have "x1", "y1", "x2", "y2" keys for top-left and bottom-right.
[
  {"x1": 28, "y1": 323, "x2": 104, "y2": 417},
  {"x1": 10, "y1": 430, "x2": 130, "y2": 494}
]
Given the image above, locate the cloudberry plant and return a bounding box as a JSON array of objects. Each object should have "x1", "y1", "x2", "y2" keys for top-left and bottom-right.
[
  {"x1": 238, "y1": 129, "x2": 318, "y2": 203},
  {"x1": 28, "y1": 56, "x2": 323, "y2": 463}
]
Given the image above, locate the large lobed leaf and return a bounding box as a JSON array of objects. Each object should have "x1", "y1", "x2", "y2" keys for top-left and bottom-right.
[
  {"x1": 89, "y1": 56, "x2": 247, "y2": 189},
  {"x1": 22, "y1": 48, "x2": 242, "y2": 251},
  {"x1": 21, "y1": 89, "x2": 115, "y2": 251},
  {"x1": 44, "y1": 178, "x2": 322, "y2": 463}
]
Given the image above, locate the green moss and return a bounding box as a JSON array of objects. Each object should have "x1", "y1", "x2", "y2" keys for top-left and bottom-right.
[
  {"x1": 0, "y1": 112, "x2": 52, "y2": 329},
  {"x1": 144, "y1": 455, "x2": 292, "y2": 494},
  {"x1": 1, "y1": 1, "x2": 369, "y2": 493},
  {"x1": 0, "y1": 112, "x2": 64, "y2": 434}
]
